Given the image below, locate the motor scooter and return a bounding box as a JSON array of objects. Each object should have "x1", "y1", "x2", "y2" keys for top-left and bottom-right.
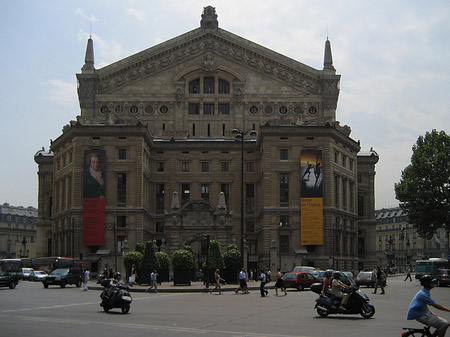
[
  {"x1": 311, "y1": 283, "x2": 375, "y2": 318},
  {"x1": 100, "y1": 279, "x2": 132, "y2": 314}
]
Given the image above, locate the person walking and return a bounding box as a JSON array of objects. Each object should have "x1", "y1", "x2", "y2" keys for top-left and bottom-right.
[
  {"x1": 210, "y1": 269, "x2": 225, "y2": 295},
  {"x1": 259, "y1": 269, "x2": 269, "y2": 297},
  {"x1": 274, "y1": 268, "x2": 287, "y2": 296},
  {"x1": 148, "y1": 269, "x2": 158, "y2": 293},
  {"x1": 82, "y1": 268, "x2": 90, "y2": 291},
  {"x1": 405, "y1": 267, "x2": 413, "y2": 282},
  {"x1": 407, "y1": 275, "x2": 450, "y2": 337},
  {"x1": 373, "y1": 266, "x2": 385, "y2": 294},
  {"x1": 235, "y1": 267, "x2": 249, "y2": 294}
]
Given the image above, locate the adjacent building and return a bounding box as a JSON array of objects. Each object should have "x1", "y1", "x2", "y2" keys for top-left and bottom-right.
[
  {"x1": 0, "y1": 203, "x2": 37, "y2": 259},
  {"x1": 375, "y1": 207, "x2": 449, "y2": 271},
  {"x1": 34, "y1": 6, "x2": 378, "y2": 275}
]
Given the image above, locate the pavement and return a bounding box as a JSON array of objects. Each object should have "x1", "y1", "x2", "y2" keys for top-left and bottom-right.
[{"x1": 88, "y1": 279, "x2": 268, "y2": 293}]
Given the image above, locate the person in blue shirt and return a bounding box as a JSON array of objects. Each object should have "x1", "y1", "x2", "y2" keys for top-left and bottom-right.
[{"x1": 407, "y1": 275, "x2": 450, "y2": 337}]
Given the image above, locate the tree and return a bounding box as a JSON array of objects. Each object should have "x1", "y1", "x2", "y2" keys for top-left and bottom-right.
[
  {"x1": 171, "y1": 249, "x2": 194, "y2": 270},
  {"x1": 395, "y1": 129, "x2": 450, "y2": 239},
  {"x1": 208, "y1": 240, "x2": 224, "y2": 270},
  {"x1": 139, "y1": 241, "x2": 157, "y2": 284},
  {"x1": 155, "y1": 251, "x2": 170, "y2": 271},
  {"x1": 123, "y1": 251, "x2": 143, "y2": 276},
  {"x1": 223, "y1": 244, "x2": 241, "y2": 271}
]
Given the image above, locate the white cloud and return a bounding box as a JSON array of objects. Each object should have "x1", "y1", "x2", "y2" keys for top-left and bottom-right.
[
  {"x1": 43, "y1": 79, "x2": 78, "y2": 108},
  {"x1": 126, "y1": 8, "x2": 146, "y2": 23},
  {"x1": 74, "y1": 8, "x2": 99, "y2": 24}
]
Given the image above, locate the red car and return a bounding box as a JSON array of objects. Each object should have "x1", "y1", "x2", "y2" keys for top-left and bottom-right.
[{"x1": 281, "y1": 272, "x2": 321, "y2": 291}]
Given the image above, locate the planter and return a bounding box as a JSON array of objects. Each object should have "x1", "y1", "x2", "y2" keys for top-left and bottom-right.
[
  {"x1": 173, "y1": 269, "x2": 191, "y2": 286},
  {"x1": 158, "y1": 270, "x2": 169, "y2": 283}
]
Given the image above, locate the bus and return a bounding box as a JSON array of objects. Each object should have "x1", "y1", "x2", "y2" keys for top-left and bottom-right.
[
  {"x1": 415, "y1": 258, "x2": 450, "y2": 279},
  {"x1": 0, "y1": 258, "x2": 23, "y2": 283},
  {"x1": 21, "y1": 257, "x2": 78, "y2": 273}
]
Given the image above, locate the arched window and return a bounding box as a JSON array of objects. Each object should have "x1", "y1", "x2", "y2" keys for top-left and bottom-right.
[{"x1": 189, "y1": 79, "x2": 200, "y2": 94}]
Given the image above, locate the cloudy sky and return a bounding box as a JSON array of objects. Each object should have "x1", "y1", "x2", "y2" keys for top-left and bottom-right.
[{"x1": 1, "y1": 0, "x2": 449, "y2": 210}]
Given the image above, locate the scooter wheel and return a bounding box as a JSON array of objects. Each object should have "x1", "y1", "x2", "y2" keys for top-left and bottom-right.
[
  {"x1": 360, "y1": 303, "x2": 375, "y2": 318},
  {"x1": 317, "y1": 307, "x2": 329, "y2": 317},
  {"x1": 121, "y1": 305, "x2": 130, "y2": 314},
  {"x1": 103, "y1": 306, "x2": 110, "y2": 313}
]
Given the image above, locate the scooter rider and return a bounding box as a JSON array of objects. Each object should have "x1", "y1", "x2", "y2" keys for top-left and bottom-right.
[
  {"x1": 407, "y1": 275, "x2": 450, "y2": 337},
  {"x1": 332, "y1": 272, "x2": 350, "y2": 310}
]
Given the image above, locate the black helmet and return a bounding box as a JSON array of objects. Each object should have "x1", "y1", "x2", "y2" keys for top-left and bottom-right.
[
  {"x1": 420, "y1": 275, "x2": 436, "y2": 287},
  {"x1": 333, "y1": 271, "x2": 341, "y2": 279},
  {"x1": 324, "y1": 270, "x2": 333, "y2": 278}
]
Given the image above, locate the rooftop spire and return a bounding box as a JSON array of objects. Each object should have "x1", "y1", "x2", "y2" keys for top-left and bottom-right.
[
  {"x1": 200, "y1": 5, "x2": 218, "y2": 29},
  {"x1": 81, "y1": 36, "x2": 95, "y2": 73},
  {"x1": 323, "y1": 38, "x2": 335, "y2": 72}
]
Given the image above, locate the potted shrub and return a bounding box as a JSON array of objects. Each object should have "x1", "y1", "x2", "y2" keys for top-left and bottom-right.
[
  {"x1": 123, "y1": 250, "x2": 143, "y2": 283},
  {"x1": 155, "y1": 251, "x2": 170, "y2": 282},
  {"x1": 223, "y1": 244, "x2": 241, "y2": 284},
  {"x1": 139, "y1": 241, "x2": 157, "y2": 285},
  {"x1": 171, "y1": 249, "x2": 194, "y2": 285}
]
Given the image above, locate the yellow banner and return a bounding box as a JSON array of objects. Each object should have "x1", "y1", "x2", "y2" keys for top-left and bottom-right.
[{"x1": 301, "y1": 197, "x2": 323, "y2": 245}]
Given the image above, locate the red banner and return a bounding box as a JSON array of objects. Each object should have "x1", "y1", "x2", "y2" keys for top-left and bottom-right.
[{"x1": 82, "y1": 198, "x2": 105, "y2": 246}]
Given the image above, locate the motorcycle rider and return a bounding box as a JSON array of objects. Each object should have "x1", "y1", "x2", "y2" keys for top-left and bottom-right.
[
  {"x1": 407, "y1": 275, "x2": 450, "y2": 337},
  {"x1": 331, "y1": 272, "x2": 350, "y2": 310}
]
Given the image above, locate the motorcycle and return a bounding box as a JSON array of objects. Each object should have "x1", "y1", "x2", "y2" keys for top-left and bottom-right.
[
  {"x1": 100, "y1": 279, "x2": 132, "y2": 314},
  {"x1": 311, "y1": 283, "x2": 375, "y2": 318}
]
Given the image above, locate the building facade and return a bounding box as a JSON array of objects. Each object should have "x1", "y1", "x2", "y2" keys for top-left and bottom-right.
[
  {"x1": 34, "y1": 6, "x2": 378, "y2": 275},
  {"x1": 375, "y1": 207, "x2": 450, "y2": 271},
  {"x1": 0, "y1": 203, "x2": 37, "y2": 259}
]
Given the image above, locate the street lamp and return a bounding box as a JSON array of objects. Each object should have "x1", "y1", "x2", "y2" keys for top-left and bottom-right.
[{"x1": 231, "y1": 127, "x2": 257, "y2": 268}]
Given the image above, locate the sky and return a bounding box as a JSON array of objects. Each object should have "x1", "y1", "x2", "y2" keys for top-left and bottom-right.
[{"x1": 1, "y1": 0, "x2": 449, "y2": 210}]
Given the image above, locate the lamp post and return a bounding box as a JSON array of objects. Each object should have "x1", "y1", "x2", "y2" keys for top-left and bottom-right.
[{"x1": 231, "y1": 127, "x2": 257, "y2": 268}]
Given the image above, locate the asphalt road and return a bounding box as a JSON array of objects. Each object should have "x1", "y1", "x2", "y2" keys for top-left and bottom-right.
[{"x1": 1, "y1": 275, "x2": 449, "y2": 337}]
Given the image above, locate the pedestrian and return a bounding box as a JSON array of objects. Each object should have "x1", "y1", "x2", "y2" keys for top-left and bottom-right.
[
  {"x1": 148, "y1": 269, "x2": 158, "y2": 293},
  {"x1": 274, "y1": 268, "x2": 287, "y2": 296},
  {"x1": 373, "y1": 266, "x2": 385, "y2": 294},
  {"x1": 210, "y1": 269, "x2": 225, "y2": 295},
  {"x1": 128, "y1": 264, "x2": 137, "y2": 286},
  {"x1": 405, "y1": 267, "x2": 412, "y2": 282},
  {"x1": 235, "y1": 267, "x2": 249, "y2": 294},
  {"x1": 259, "y1": 269, "x2": 269, "y2": 297},
  {"x1": 82, "y1": 268, "x2": 90, "y2": 291},
  {"x1": 407, "y1": 275, "x2": 450, "y2": 337}
]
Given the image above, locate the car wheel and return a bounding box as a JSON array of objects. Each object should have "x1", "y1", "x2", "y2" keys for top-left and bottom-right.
[
  {"x1": 317, "y1": 307, "x2": 329, "y2": 317},
  {"x1": 121, "y1": 305, "x2": 130, "y2": 314},
  {"x1": 43, "y1": 283, "x2": 49, "y2": 288},
  {"x1": 360, "y1": 303, "x2": 375, "y2": 318},
  {"x1": 297, "y1": 284, "x2": 304, "y2": 291},
  {"x1": 9, "y1": 281, "x2": 16, "y2": 289},
  {"x1": 60, "y1": 281, "x2": 66, "y2": 288}
]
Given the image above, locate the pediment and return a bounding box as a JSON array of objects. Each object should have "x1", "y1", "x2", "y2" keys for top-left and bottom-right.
[{"x1": 96, "y1": 28, "x2": 321, "y2": 96}]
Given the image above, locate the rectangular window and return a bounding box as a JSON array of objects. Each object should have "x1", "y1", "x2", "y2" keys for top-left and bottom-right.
[
  {"x1": 189, "y1": 103, "x2": 200, "y2": 115},
  {"x1": 280, "y1": 215, "x2": 289, "y2": 227},
  {"x1": 246, "y1": 161, "x2": 254, "y2": 172},
  {"x1": 117, "y1": 173, "x2": 127, "y2": 203},
  {"x1": 246, "y1": 183, "x2": 255, "y2": 213},
  {"x1": 204, "y1": 103, "x2": 215, "y2": 115},
  {"x1": 221, "y1": 162, "x2": 229, "y2": 172},
  {"x1": 342, "y1": 178, "x2": 347, "y2": 209},
  {"x1": 218, "y1": 103, "x2": 230, "y2": 115},
  {"x1": 156, "y1": 222, "x2": 164, "y2": 233},
  {"x1": 181, "y1": 183, "x2": 190, "y2": 205},
  {"x1": 192, "y1": 123, "x2": 196, "y2": 136},
  {"x1": 218, "y1": 79, "x2": 230, "y2": 94},
  {"x1": 156, "y1": 184, "x2": 165, "y2": 213},
  {"x1": 280, "y1": 235, "x2": 289, "y2": 253},
  {"x1": 182, "y1": 162, "x2": 190, "y2": 172},
  {"x1": 157, "y1": 162, "x2": 164, "y2": 172},
  {"x1": 201, "y1": 162, "x2": 209, "y2": 172},
  {"x1": 204, "y1": 77, "x2": 215, "y2": 94},
  {"x1": 246, "y1": 221, "x2": 255, "y2": 233},
  {"x1": 207, "y1": 123, "x2": 211, "y2": 137},
  {"x1": 280, "y1": 173, "x2": 289, "y2": 203},
  {"x1": 280, "y1": 149, "x2": 288, "y2": 160},
  {"x1": 335, "y1": 175, "x2": 340, "y2": 207},
  {"x1": 119, "y1": 149, "x2": 127, "y2": 160},
  {"x1": 117, "y1": 216, "x2": 126, "y2": 228},
  {"x1": 201, "y1": 184, "x2": 209, "y2": 201},
  {"x1": 358, "y1": 196, "x2": 364, "y2": 216}
]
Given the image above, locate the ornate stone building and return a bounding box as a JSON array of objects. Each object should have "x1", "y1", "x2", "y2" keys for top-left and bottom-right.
[{"x1": 34, "y1": 6, "x2": 378, "y2": 275}]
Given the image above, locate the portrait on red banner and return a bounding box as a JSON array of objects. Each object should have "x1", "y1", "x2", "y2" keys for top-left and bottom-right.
[{"x1": 83, "y1": 150, "x2": 106, "y2": 198}]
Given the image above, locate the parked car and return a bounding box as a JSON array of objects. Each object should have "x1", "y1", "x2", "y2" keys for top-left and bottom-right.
[
  {"x1": 32, "y1": 270, "x2": 48, "y2": 282},
  {"x1": 433, "y1": 269, "x2": 450, "y2": 287},
  {"x1": 355, "y1": 271, "x2": 376, "y2": 287},
  {"x1": 22, "y1": 268, "x2": 34, "y2": 281},
  {"x1": 42, "y1": 268, "x2": 83, "y2": 288},
  {"x1": 292, "y1": 266, "x2": 318, "y2": 274},
  {"x1": 281, "y1": 272, "x2": 321, "y2": 291},
  {"x1": 0, "y1": 271, "x2": 17, "y2": 289}
]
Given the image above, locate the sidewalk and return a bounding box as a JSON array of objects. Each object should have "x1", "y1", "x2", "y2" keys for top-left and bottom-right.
[{"x1": 88, "y1": 279, "x2": 267, "y2": 293}]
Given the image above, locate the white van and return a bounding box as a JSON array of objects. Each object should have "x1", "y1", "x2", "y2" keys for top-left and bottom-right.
[{"x1": 293, "y1": 266, "x2": 317, "y2": 274}]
